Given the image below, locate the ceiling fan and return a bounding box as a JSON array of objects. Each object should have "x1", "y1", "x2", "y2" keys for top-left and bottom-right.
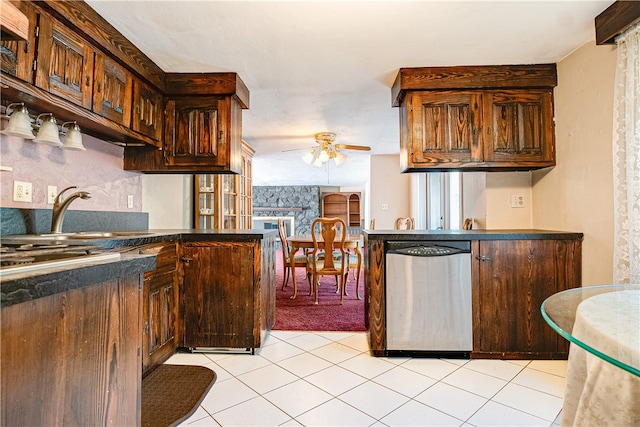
[{"x1": 298, "y1": 132, "x2": 371, "y2": 167}]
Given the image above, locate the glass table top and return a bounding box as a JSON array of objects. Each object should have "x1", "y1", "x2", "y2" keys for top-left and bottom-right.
[{"x1": 541, "y1": 284, "x2": 640, "y2": 377}]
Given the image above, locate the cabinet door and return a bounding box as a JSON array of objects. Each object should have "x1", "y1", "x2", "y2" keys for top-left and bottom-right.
[
  {"x1": 182, "y1": 241, "x2": 257, "y2": 349},
  {"x1": 406, "y1": 91, "x2": 483, "y2": 166},
  {"x1": 0, "y1": 2, "x2": 36, "y2": 82},
  {"x1": 164, "y1": 97, "x2": 229, "y2": 167},
  {"x1": 143, "y1": 270, "x2": 177, "y2": 375},
  {"x1": 194, "y1": 174, "x2": 220, "y2": 229},
  {"x1": 93, "y1": 53, "x2": 132, "y2": 127},
  {"x1": 483, "y1": 90, "x2": 555, "y2": 165},
  {"x1": 472, "y1": 240, "x2": 574, "y2": 358},
  {"x1": 35, "y1": 14, "x2": 94, "y2": 109},
  {"x1": 222, "y1": 175, "x2": 239, "y2": 229},
  {"x1": 132, "y1": 77, "x2": 163, "y2": 142}
]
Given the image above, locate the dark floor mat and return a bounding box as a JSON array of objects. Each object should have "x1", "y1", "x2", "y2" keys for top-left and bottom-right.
[{"x1": 142, "y1": 364, "x2": 216, "y2": 427}]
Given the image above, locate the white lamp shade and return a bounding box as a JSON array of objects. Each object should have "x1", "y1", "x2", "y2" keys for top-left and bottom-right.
[
  {"x1": 302, "y1": 151, "x2": 314, "y2": 164},
  {"x1": 334, "y1": 151, "x2": 347, "y2": 166},
  {"x1": 312, "y1": 157, "x2": 324, "y2": 168},
  {"x1": 318, "y1": 149, "x2": 330, "y2": 162},
  {"x1": 2, "y1": 106, "x2": 35, "y2": 139},
  {"x1": 34, "y1": 115, "x2": 62, "y2": 146},
  {"x1": 62, "y1": 122, "x2": 85, "y2": 151}
]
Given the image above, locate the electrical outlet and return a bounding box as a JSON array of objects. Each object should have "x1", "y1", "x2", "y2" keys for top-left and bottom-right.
[
  {"x1": 13, "y1": 181, "x2": 32, "y2": 202},
  {"x1": 127, "y1": 194, "x2": 134, "y2": 209},
  {"x1": 511, "y1": 194, "x2": 525, "y2": 208},
  {"x1": 47, "y1": 185, "x2": 58, "y2": 204},
  {"x1": 381, "y1": 203, "x2": 389, "y2": 211}
]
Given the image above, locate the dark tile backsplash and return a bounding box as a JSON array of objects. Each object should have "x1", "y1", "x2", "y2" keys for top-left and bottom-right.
[{"x1": 1, "y1": 208, "x2": 149, "y2": 236}]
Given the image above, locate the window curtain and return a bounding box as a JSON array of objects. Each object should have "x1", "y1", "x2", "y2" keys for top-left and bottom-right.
[{"x1": 612, "y1": 23, "x2": 640, "y2": 284}]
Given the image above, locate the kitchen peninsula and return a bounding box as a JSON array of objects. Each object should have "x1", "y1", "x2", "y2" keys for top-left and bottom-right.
[
  {"x1": 1, "y1": 228, "x2": 276, "y2": 427},
  {"x1": 364, "y1": 229, "x2": 583, "y2": 359}
]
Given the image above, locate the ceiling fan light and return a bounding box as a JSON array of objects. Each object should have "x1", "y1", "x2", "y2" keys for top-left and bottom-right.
[
  {"x1": 334, "y1": 151, "x2": 347, "y2": 166},
  {"x1": 318, "y1": 149, "x2": 329, "y2": 162},
  {"x1": 302, "y1": 151, "x2": 314, "y2": 164},
  {"x1": 312, "y1": 157, "x2": 324, "y2": 168}
]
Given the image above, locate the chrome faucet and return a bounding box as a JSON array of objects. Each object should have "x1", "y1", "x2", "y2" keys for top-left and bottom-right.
[{"x1": 51, "y1": 186, "x2": 91, "y2": 234}]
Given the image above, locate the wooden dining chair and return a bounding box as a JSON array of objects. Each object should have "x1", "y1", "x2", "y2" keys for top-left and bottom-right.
[
  {"x1": 278, "y1": 218, "x2": 310, "y2": 291},
  {"x1": 394, "y1": 217, "x2": 415, "y2": 230},
  {"x1": 308, "y1": 217, "x2": 349, "y2": 304}
]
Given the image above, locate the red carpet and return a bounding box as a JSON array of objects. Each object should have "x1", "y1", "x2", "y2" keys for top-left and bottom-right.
[{"x1": 273, "y1": 250, "x2": 366, "y2": 331}]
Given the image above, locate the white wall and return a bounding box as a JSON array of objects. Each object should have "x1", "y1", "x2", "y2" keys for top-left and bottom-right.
[
  {"x1": 368, "y1": 154, "x2": 411, "y2": 229},
  {"x1": 486, "y1": 172, "x2": 533, "y2": 229},
  {"x1": 533, "y1": 41, "x2": 617, "y2": 285},
  {"x1": 142, "y1": 174, "x2": 192, "y2": 229}
]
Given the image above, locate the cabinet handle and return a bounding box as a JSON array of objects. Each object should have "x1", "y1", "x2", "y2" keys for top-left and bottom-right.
[
  {"x1": 97, "y1": 82, "x2": 102, "y2": 93},
  {"x1": 218, "y1": 130, "x2": 223, "y2": 141},
  {"x1": 85, "y1": 75, "x2": 91, "y2": 87},
  {"x1": 144, "y1": 322, "x2": 149, "y2": 335},
  {"x1": 24, "y1": 40, "x2": 30, "y2": 54},
  {"x1": 475, "y1": 255, "x2": 491, "y2": 262},
  {"x1": 181, "y1": 256, "x2": 193, "y2": 264}
]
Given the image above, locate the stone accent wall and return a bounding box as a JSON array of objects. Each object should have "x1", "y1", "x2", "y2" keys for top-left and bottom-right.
[{"x1": 253, "y1": 186, "x2": 321, "y2": 235}]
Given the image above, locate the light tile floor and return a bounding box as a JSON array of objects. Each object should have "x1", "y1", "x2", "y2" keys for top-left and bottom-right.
[{"x1": 170, "y1": 331, "x2": 566, "y2": 427}]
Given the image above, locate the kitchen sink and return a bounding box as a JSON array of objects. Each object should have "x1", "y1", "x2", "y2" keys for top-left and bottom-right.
[
  {"x1": 3, "y1": 231, "x2": 155, "y2": 241},
  {"x1": 0, "y1": 251, "x2": 121, "y2": 277}
]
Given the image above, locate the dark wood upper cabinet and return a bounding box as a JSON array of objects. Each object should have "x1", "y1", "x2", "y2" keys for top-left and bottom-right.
[
  {"x1": 1, "y1": 1, "x2": 249, "y2": 169},
  {"x1": 132, "y1": 77, "x2": 163, "y2": 142},
  {"x1": 93, "y1": 53, "x2": 133, "y2": 128},
  {"x1": 0, "y1": 2, "x2": 36, "y2": 82},
  {"x1": 35, "y1": 12, "x2": 95, "y2": 110},
  {"x1": 394, "y1": 65, "x2": 557, "y2": 172},
  {"x1": 406, "y1": 91, "x2": 483, "y2": 166},
  {"x1": 164, "y1": 97, "x2": 227, "y2": 167},
  {"x1": 124, "y1": 73, "x2": 248, "y2": 173},
  {"x1": 483, "y1": 90, "x2": 554, "y2": 165}
]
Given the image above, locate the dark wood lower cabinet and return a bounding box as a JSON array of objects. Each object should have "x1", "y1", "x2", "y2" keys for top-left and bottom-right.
[
  {"x1": 364, "y1": 234, "x2": 582, "y2": 359},
  {"x1": 181, "y1": 236, "x2": 276, "y2": 350},
  {"x1": 1, "y1": 277, "x2": 141, "y2": 426},
  {"x1": 120, "y1": 241, "x2": 179, "y2": 376},
  {"x1": 472, "y1": 239, "x2": 582, "y2": 359}
]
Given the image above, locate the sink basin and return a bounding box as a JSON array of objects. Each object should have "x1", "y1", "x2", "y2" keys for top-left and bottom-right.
[
  {"x1": 3, "y1": 231, "x2": 154, "y2": 241},
  {"x1": 0, "y1": 252, "x2": 121, "y2": 277}
]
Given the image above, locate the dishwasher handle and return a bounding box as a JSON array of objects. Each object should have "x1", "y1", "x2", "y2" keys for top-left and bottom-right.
[{"x1": 387, "y1": 241, "x2": 471, "y2": 257}]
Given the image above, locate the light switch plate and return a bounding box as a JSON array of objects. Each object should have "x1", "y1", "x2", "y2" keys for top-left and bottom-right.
[
  {"x1": 127, "y1": 194, "x2": 134, "y2": 209},
  {"x1": 47, "y1": 185, "x2": 57, "y2": 204}
]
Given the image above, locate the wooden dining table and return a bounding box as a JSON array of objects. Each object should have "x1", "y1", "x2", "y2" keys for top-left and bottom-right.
[{"x1": 287, "y1": 233, "x2": 363, "y2": 300}]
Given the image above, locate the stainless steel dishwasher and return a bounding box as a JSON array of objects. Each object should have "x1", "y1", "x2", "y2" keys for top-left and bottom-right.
[{"x1": 385, "y1": 241, "x2": 472, "y2": 357}]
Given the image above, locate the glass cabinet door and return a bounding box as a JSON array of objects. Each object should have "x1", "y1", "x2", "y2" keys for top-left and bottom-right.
[
  {"x1": 223, "y1": 175, "x2": 238, "y2": 229},
  {"x1": 196, "y1": 174, "x2": 217, "y2": 229}
]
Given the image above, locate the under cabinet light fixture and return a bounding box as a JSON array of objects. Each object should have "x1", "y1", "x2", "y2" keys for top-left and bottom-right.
[
  {"x1": 1, "y1": 103, "x2": 35, "y2": 139},
  {"x1": 61, "y1": 121, "x2": 85, "y2": 151},
  {"x1": 33, "y1": 113, "x2": 63, "y2": 146}
]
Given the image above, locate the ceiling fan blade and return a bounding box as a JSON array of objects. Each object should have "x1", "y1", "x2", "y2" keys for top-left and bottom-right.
[
  {"x1": 335, "y1": 144, "x2": 371, "y2": 151},
  {"x1": 282, "y1": 145, "x2": 315, "y2": 152}
]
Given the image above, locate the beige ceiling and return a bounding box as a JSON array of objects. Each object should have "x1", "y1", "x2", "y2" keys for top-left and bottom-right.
[{"x1": 86, "y1": 0, "x2": 612, "y2": 187}]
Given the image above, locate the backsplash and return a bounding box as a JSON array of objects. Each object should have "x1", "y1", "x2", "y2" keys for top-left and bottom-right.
[
  {"x1": 1, "y1": 208, "x2": 148, "y2": 236},
  {"x1": 0, "y1": 132, "x2": 142, "y2": 212}
]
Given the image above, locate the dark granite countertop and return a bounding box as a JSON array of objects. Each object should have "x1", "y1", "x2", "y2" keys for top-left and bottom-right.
[
  {"x1": 364, "y1": 229, "x2": 584, "y2": 241},
  {"x1": 0, "y1": 229, "x2": 278, "y2": 308},
  {"x1": 1, "y1": 254, "x2": 156, "y2": 308}
]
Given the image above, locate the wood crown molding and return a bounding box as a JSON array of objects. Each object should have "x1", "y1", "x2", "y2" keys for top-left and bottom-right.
[{"x1": 595, "y1": 1, "x2": 640, "y2": 45}]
